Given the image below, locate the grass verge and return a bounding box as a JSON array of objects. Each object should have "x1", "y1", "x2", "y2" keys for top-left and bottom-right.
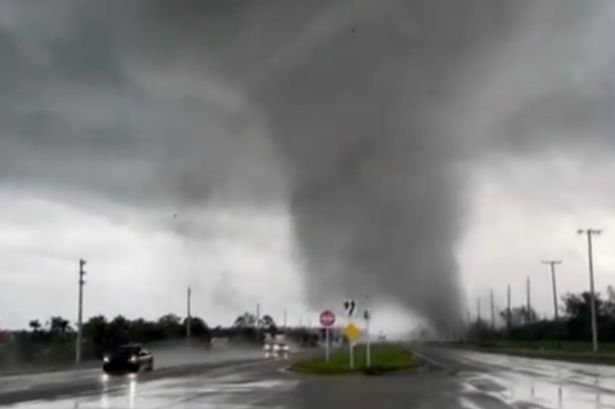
[
  {"x1": 291, "y1": 343, "x2": 419, "y2": 375},
  {"x1": 444, "y1": 341, "x2": 615, "y2": 365}
]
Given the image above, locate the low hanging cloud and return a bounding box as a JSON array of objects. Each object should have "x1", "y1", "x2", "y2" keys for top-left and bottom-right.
[{"x1": 0, "y1": 0, "x2": 613, "y2": 332}]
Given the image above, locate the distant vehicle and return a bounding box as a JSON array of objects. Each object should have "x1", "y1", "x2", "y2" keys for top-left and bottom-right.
[
  {"x1": 103, "y1": 344, "x2": 154, "y2": 373},
  {"x1": 263, "y1": 334, "x2": 290, "y2": 355},
  {"x1": 263, "y1": 341, "x2": 290, "y2": 354}
]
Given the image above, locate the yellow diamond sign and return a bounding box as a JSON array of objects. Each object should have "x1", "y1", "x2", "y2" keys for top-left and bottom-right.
[{"x1": 344, "y1": 322, "x2": 361, "y2": 342}]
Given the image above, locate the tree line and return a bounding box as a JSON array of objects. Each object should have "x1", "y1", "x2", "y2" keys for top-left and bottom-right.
[
  {"x1": 468, "y1": 287, "x2": 615, "y2": 344},
  {"x1": 0, "y1": 311, "x2": 318, "y2": 367}
]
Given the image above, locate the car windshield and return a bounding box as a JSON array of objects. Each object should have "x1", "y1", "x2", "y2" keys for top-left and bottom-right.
[{"x1": 113, "y1": 347, "x2": 139, "y2": 357}]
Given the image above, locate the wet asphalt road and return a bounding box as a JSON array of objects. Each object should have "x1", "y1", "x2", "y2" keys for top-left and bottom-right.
[
  {"x1": 0, "y1": 347, "x2": 266, "y2": 405},
  {"x1": 2, "y1": 345, "x2": 615, "y2": 408}
]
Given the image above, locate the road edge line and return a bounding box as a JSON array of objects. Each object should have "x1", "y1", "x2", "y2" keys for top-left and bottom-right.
[{"x1": 412, "y1": 350, "x2": 446, "y2": 371}]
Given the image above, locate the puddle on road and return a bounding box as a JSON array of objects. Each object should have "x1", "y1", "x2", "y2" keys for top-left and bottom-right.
[
  {"x1": 458, "y1": 359, "x2": 615, "y2": 409},
  {"x1": 7, "y1": 371, "x2": 298, "y2": 409}
]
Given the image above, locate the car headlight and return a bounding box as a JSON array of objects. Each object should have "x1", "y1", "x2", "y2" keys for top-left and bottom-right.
[
  {"x1": 282, "y1": 345, "x2": 290, "y2": 352},
  {"x1": 273, "y1": 344, "x2": 280, "y2": 351},
  {"x1": 130, "y1": 356, "x2": 137, "y2": 363},
  {"x1": 263, "y1": 344, "x2": 271, "y2": 351},
  {"x1": 103, "y1": 356, "x2": 110, "y2": 363}
]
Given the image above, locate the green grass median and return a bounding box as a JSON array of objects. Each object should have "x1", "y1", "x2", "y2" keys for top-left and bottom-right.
[{"x1": 291, "y1": 343, "x2": 419, "y2": 375}]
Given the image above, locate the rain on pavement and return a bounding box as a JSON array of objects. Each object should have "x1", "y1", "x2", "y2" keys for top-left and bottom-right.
[{"x1": 2, "y1": 347, "x2": 615, "y2": 409}]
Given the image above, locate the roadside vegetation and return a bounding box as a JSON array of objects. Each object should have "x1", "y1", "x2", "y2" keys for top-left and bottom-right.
[
  {"x1": 292, "y1": 343, "x2": 419, "y2": 375},
  {"x1": 453, "y1": 341, "x2": 615, "y2": 365},
  {"x1": 0, "y1": 312, "x2": 318, "y2": 373},
  {"x1": 459, "y1": 288, "x2": 615, "y2": 364}
]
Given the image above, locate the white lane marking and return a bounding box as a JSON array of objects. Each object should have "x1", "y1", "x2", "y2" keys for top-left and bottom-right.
[
  {"x1": 413, "y1": 350, "x2": 445, "y2": 369},
  {"x1": 459, "y1": 396, "x2": 488, "y2": 409}
]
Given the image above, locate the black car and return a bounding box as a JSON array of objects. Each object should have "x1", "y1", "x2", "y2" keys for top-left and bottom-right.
[{"x1": 103, "y1": 344, "x2": 154, "y2": 373}]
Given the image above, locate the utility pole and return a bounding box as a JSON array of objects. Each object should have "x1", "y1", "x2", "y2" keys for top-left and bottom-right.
[
  {"x1": 490, "y1": 290, "x2": 495, "y2": 329},
  {"x1": 75, "y1": 259, "x2": 86, "y2": 365},
  {"x1": 578, "y1": 229, "x2": 601, "y2": 353},
  {"x1": 477, "y1": 297, "x2": 481, "y2": 323},
  {"x1": 256, "y1": 303, "x2": 261, "y2": 328},
  {"x1": 186, "y1": 286, "x2": 192, "y2": 341},
  {"x1": 507, "y1": 284, "x2": 511, "y2": 332},
  {"x1": 526, "y1": 276, "x2": 532, "y2": 322},
  {"x1": 542, "y1": 260, "x2": 562, "y2": 321},
  {"x1": 465, "y1": 307, "x2": 471, "y2": 340},
  {"x1": 283, "y1": 309, "x2": 287, "y2": 329}
]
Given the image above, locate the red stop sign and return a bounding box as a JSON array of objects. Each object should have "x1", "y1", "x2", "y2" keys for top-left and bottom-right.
[{"x1": 320, "y1": 310, "x2": 336, "y2": 327}]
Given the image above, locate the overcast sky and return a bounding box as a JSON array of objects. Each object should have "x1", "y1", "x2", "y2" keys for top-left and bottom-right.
[{"x1": 1, "y1": 1, "x2": 614, "y2": 334}]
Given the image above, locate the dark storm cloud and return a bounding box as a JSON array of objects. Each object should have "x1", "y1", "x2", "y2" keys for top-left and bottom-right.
[
  {"x1": 1, "y1": 0, "x2": 613, "y2": 331},
  {"x1": 0, "y1": 0, "x2": 285, "y2": 209},
  {"x1": 499, "y1": 89, "x2": 615, "y2": 155}
]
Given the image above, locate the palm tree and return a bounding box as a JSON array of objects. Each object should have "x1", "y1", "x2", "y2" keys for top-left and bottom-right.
[
  {"x1": 29, "y1": 319, "x2": 41, "y2": 332},
  {"x1": 50, "y1": 316, "x2": 71, "y2": 333},
  {"x1": 259, "y1": 314, "x2": 277, "y2": 334},
  {"x1": 259, "y1": 315, "x2": 276, "y2": 329},
  {"x1": 234, "y1": 312, "x2": 257, "y2": 328}
]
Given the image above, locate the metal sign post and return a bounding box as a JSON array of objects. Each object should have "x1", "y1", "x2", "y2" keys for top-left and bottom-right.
[
  {"x1": 319, "y1": 310, "x2": 336, "y2": 364},
  {"x1": 364, "y1": 309, "x2": 371, "y2": 368},
  {"x1": 325, "y1": 327, "x2": 331, "y2": 363},
  {"x1": 344, "y1": 300, "x2": 361, "y2": 369},
  {"x1": 349, "y1": 341, "x2": 354, "y2": 369},
  {"x1": 344, "y1": 300, "x2": 356, "y2": 369},
  {"x1": 343, "y1": 322, "x2": 361, "y2": 369}
]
